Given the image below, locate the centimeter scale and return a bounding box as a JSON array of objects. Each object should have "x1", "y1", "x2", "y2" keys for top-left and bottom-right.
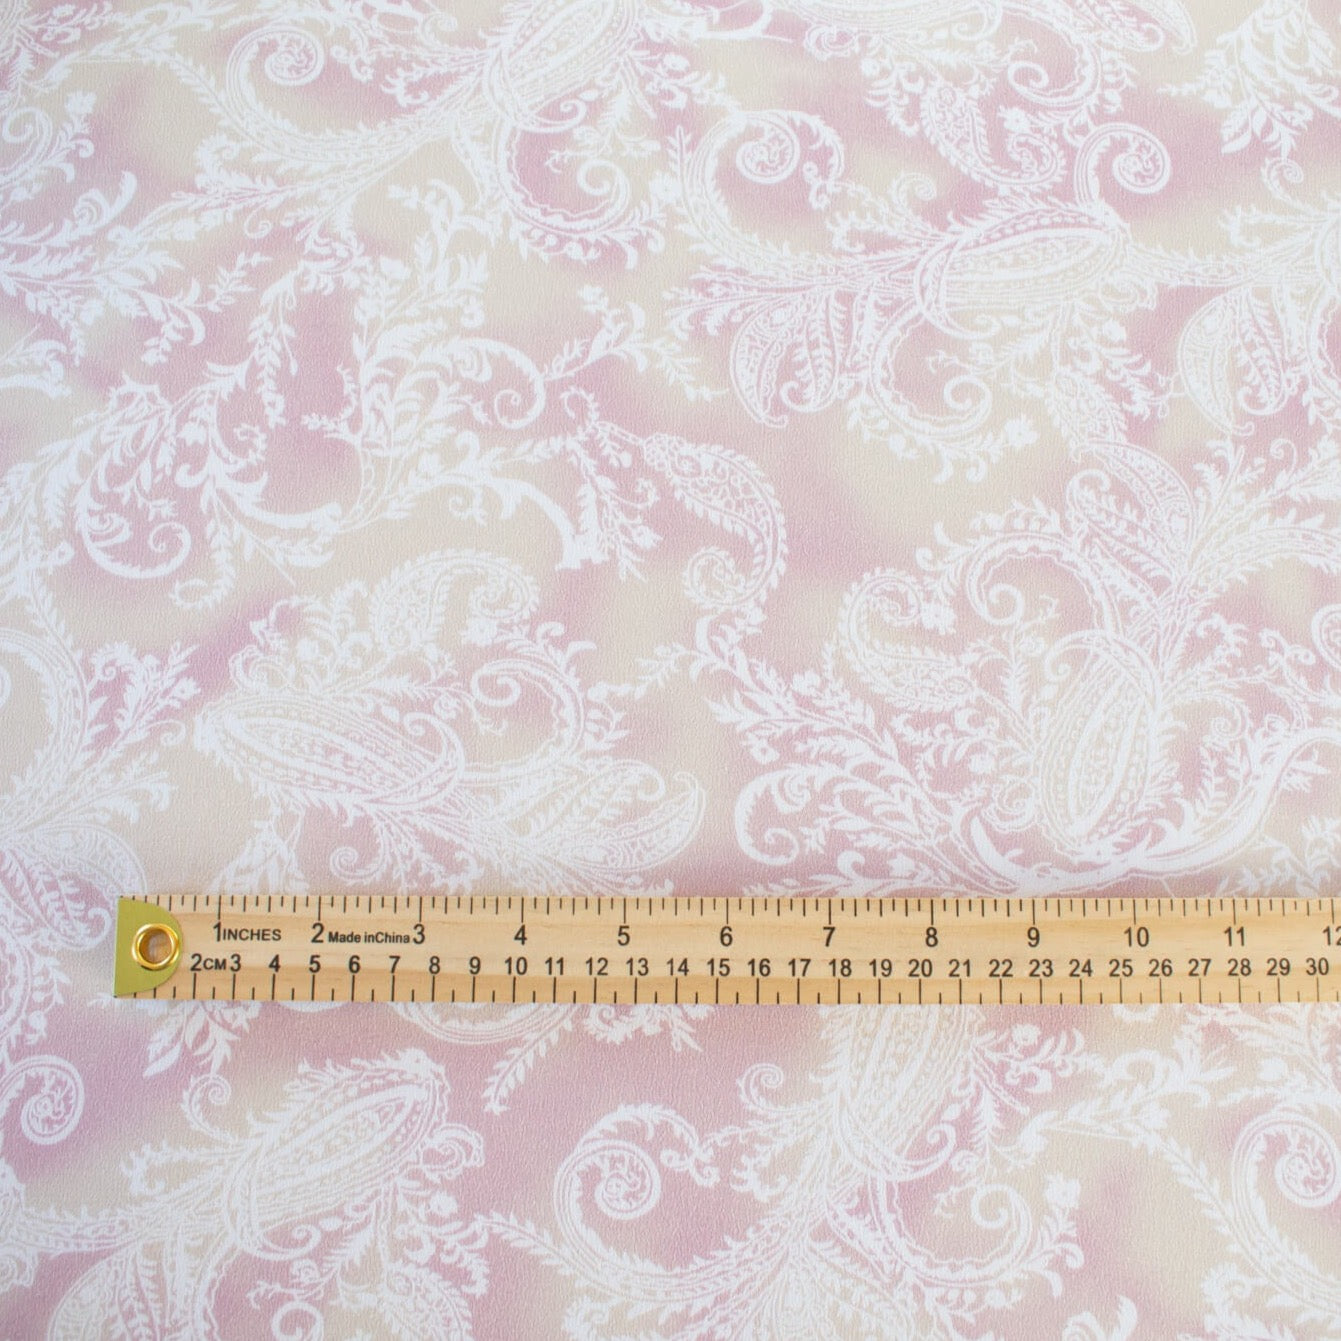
[{"x1": 115, "y1": 893, "x2": 1341, "y2": 1006}]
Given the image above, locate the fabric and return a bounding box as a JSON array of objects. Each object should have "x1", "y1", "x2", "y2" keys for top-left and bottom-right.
[{"x1": 3, "y1": 1, "x2": 1341, "y2": 1336}]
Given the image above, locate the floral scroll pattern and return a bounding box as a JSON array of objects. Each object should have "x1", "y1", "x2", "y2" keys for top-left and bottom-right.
[{"x1": 2, "y1": 1, "x2": 1341, "y2": 1336}]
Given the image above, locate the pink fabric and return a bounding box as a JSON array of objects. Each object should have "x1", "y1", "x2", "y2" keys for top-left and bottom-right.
[{"x1": 3, "y1": 1, "x2": 1341, "y2": 1335}]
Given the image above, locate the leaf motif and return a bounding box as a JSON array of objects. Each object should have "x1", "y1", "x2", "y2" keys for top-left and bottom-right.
[{"x1": 730, "y1": 288, "x2": 849, "y2": 426}]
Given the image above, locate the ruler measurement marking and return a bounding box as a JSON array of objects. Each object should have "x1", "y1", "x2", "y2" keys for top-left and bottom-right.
[{"x1": 120, "y1": 895, "x2": 1341, "y2": 1005}]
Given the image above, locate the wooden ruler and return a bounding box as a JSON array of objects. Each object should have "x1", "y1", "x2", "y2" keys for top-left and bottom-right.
[{"x1": 114, "y1": 893, "x2": 1341, "y2": 1005}]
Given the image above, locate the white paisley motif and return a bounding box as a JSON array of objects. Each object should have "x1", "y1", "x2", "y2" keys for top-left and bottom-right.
[
  {"x1": 196, "y1": 551, "x2": 704, "y2": 894},
  {"x1": 44, "y1": 1052, "x2": 487, "y2": 1339},
  {"x1": 710, "y1": 436, "x2": 1341, "y2": 891},
  {"x1": 493, "y1": 1008, "x2": 1090, "y2": 1339}
]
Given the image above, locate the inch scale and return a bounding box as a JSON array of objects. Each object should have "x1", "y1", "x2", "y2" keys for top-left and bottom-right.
[{"x1": 115, "y1": 893, "x2": 1341, "y2": 1006}]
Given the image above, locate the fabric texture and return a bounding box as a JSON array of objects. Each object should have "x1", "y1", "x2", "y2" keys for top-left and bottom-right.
[{"x1": 3, "y1": 1, "x2": 1341, "y2": 1336}]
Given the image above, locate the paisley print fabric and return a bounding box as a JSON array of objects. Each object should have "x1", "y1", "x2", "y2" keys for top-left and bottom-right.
[{"x1": 3, "y1": 1, "x2": 1341, "y2": 1335}]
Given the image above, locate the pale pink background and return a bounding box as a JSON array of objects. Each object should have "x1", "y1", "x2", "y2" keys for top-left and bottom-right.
[{"x1": 3, "y1": 2, "x2": 1341, "y2": 1337}]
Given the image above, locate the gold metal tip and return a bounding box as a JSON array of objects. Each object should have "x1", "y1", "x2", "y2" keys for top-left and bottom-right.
[
  {"x1": 131, "y1": 922, "x2": 180, "y2": 970},
  {"x1": 114, "y1": 899, "x2": 184, "y2": 996}
]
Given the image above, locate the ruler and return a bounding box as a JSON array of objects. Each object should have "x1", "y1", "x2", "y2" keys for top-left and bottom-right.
[{"x1": 114, "y1": 893, "x2": 1341, "y2": 1005}]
